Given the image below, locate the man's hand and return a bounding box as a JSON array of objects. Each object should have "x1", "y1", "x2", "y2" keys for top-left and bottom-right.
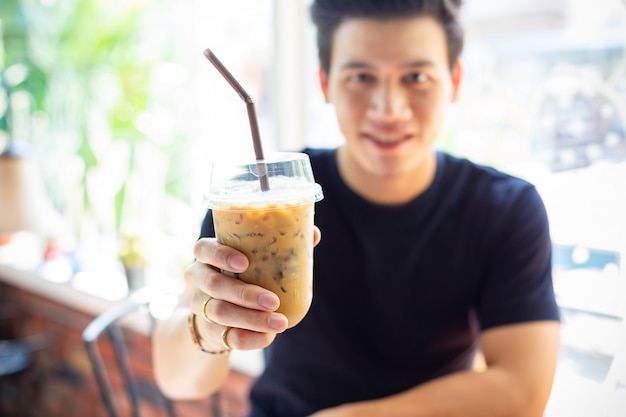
[{"x1": 185, "y1": 226, "x2": 322, "y2": 352}]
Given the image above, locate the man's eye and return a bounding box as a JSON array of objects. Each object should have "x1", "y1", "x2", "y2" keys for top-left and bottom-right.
[
  {"x1": 349, "y1": 73, "x2": 374, "y2": 83},
  {"x1": 404, "y1": 72, "x2": 429, "y2": 84}
]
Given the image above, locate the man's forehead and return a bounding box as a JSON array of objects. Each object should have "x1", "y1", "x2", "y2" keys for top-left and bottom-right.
[
  {"x1": 330, "y1": 16, "x2": 448, "y2": 69},
  {"x1": 331, "y1": 16, "x2": 447, "y2": 48}
]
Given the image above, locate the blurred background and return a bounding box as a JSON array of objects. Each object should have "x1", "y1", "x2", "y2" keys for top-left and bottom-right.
[{"x1": 0, "y1": 0, "x2": 625, "y2": 416}]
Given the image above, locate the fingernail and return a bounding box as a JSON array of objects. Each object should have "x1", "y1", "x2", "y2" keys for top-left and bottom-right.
[
  {"x1": 269, "y1": 313, "x2": 288, "y2": 330},
  {"x1": 227, "y1": 254, "x2": 248, "y2": 271},
  {"x1": 259, "y1": 293, "x2": 280, "y2": 310}
]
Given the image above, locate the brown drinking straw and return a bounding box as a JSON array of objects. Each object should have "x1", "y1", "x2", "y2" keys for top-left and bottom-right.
[{"x1": 203, "y1": 48, "x2": 270, "y2": 191}]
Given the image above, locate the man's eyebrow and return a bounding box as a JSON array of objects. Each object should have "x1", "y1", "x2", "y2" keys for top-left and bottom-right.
[
  {"x1": 401, "y1": 59, "x2": 436, "y2": 68},
  {"x1": 339, "y1": 61, "x2": 374, "y2": 70},
  {"x1": 339, "y1": 59, "x2": 436, "y2": 70}
]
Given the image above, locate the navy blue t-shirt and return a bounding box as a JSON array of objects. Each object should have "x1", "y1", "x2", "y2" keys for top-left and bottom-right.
[{"x1": 200, "y1": 148, "x2": 560, "y2": 417}]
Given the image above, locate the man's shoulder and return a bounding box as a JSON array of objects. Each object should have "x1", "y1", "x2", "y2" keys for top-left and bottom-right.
[
  {"x1": 439, "y1": 152, "x2": 526, "y2": 183},
  {"x1": 439, "y1": 152, "x2": 537, "y2": 200}
]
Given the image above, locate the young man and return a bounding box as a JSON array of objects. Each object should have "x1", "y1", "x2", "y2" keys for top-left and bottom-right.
[{"x1": 153, "y1": 1, "x2": 561, "y2": 416}]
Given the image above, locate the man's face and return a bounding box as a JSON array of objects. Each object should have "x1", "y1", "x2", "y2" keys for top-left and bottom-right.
[{"x1": 320, "y1": 16, "x2": 461, "y2": 180}]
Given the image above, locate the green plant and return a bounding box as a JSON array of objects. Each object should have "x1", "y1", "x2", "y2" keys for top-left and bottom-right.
[
  {"x1": 0, "y1": 0, "x2": 48, "y2": 136},
  {"x1": 1, "y1": 0, "x2": 169, "y2": 235},
  {"x1": 1, "y1": 0, "x2": 199, "y2": 278}
]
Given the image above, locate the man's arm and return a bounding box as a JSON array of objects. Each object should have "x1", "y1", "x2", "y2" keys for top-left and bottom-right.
[
  {"x1": 311, "y1": 320, "x2": 560, "y2": 417},
  {"x1": 152, "y1": 287, "x2": 232, "y2": 399}
]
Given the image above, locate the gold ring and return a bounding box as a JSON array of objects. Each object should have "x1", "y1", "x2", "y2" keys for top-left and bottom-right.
[
  {"x1": 201, "y1": 296, "x2": 215, "y2": 323},
  {"x1": 221, "y1": 326, "x2": 233, "y2": 351}
]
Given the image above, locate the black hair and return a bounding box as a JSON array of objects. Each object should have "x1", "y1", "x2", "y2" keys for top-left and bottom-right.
[{"x1": 310, "y1": 0, "x2": 464, "y2": 74}]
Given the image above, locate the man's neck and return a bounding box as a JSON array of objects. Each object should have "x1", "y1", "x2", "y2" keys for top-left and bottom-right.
[{"x1": 335, "y1": 147, "x2": 437, "y2": 206}]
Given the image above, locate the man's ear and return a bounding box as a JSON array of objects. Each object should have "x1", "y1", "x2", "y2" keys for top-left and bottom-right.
[
  {"x1": 450, "y1": 60, "x2": 462, "y2": 102},
  {"x1": 319, "y1": 66, "x2": 330, "y2": 103}
]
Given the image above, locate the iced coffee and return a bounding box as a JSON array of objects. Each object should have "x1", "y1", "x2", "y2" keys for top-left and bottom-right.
[{"x1": 206, "y1": 153, "x2": 323, "y2": 328}]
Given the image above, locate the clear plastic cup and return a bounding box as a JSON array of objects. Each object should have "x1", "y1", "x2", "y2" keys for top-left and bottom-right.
[{"x1": 205, "y1": 152, "x2": 323, "y2": 328}]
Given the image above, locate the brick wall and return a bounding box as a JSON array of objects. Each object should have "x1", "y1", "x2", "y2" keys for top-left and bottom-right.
[{"x1": 0, "y1": 282, "x2": 254, "y2": 417}]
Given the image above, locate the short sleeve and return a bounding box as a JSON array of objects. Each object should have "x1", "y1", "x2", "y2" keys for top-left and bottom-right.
[{"x1": 477, "y1": 185, "x2": 560, "y2": 330}]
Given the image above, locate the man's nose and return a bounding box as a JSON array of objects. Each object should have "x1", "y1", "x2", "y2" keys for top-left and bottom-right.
[{"x1": 367, "y1": 80, "x2": 411, "y2": 122}]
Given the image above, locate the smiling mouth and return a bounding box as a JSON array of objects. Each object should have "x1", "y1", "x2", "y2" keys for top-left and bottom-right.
[{"x1": 362, "y1": 133, "x2": 413, "y2": 148}]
